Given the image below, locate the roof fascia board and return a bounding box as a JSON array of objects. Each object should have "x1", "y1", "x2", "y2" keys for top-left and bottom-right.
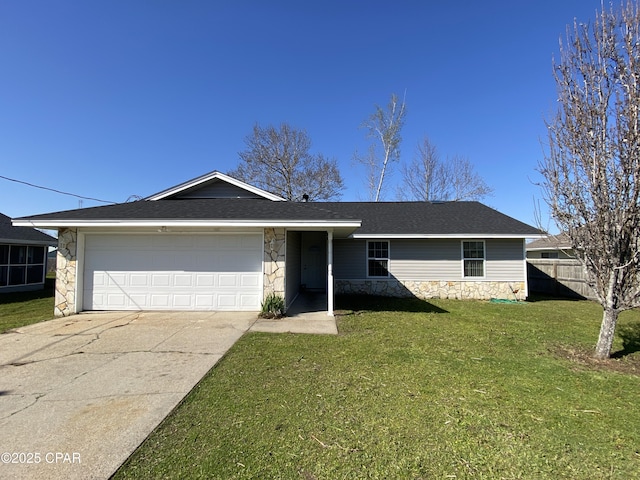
[
  {"x1": 526, "y1": 246, "x2": 571, "y2": 251},
  {"x1": 145, "y1": 171, "x2": 285, "y2": 201},
  {"x1": 13, "y1": 220, "x2": 362, "y2": 229},
  {"x1": 351, "y1": 233, "x2": 545, "y2": 239}
]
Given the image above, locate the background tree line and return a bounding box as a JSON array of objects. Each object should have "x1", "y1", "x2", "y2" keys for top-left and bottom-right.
[{"x1": 229, "y1": 95, "x2": 492, "y2": 203}]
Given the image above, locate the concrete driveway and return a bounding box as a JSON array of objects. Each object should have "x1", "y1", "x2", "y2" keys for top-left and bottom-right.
[{"x1": 0, "y1": 311, "x2": 257, "y2": 480}]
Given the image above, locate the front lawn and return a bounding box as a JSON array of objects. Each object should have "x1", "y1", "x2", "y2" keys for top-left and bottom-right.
[
  {"x1": 117, "y1": 296, "x2": 640, "y2": 479},
  {"x1": 0, "y1": 278, "x2": 55, "y2": 333}
]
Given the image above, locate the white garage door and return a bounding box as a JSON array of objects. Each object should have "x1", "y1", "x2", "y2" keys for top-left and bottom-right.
[{"x1": 83, "y1": 233, "x2": 263, "y2": 311}]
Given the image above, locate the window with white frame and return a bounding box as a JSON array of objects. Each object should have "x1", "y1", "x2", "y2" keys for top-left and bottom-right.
[
  {"x1": 462, "y1": 241, "x2": 485, "y2": 277},
  {"x1": 367, "y1": 241, "x2": 389, "y2": 277}
]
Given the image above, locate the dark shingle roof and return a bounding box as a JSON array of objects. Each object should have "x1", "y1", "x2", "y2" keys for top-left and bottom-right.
[
  {"x1": 0, "y1": 213, "x2": 57, "y2": 244},
  {"x1": 15, "y1": 199, "x2": 542, "y2": 237},
  {"x1": 321, "y1": 202, "x2": 542, "y2": 236},
  {"x1": 14, "y1": 199, "x2": 358, "y2": 222}
]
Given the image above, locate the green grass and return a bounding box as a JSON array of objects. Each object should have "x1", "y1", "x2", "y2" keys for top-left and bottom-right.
[
  {"x1": 115, "y1": 296, "x2": 640, "y2": 479},
  {"x1": 0, "y1": 278, "x2": 55, "y2": 333}
]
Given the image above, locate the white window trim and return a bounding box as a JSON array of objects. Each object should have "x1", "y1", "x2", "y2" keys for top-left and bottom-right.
[
  {"x1": 461, "y1": 240, "x2": 486, "y2": 279},
  {"x1": 366, "y1": 240, "x2": 390, "y2": 278}
]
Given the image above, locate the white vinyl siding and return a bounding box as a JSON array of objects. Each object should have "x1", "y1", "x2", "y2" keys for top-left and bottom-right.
[
  {"x1": 485, "y1": 239, "x2": 527, "y2": 281},
  {"x1": 333, "y1": 239, "x2": 366, "y2": 279},
  {"x1": 334, "y1": 238, "x2": 526, "y2": 282},
  {"x1": 392, "y1": 239, "x2": 461, "y2": 279}
]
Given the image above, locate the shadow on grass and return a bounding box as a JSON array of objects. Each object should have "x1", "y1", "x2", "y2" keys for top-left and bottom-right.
[
  {"x1": 612, "y1": 321, "x2": 640, "y2": 358},
  {"x1": 525, "y1": 294, "x2": 590, "y2": 303},
  {"x1": 0, "y1": 278, "x2": 55, "y2": 305},
  {"x1": 335, "y1": 294, "x2": 448, "y2": 314}
]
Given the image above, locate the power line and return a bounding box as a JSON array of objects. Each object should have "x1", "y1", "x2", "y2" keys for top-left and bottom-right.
[{"x1": 0, "y1": 174, "x2": 117, "y2": 204}]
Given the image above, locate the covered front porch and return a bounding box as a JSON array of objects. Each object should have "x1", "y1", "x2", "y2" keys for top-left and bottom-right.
[{"x1": 283, "y1": 230, "x2": 336, "y2": 316}]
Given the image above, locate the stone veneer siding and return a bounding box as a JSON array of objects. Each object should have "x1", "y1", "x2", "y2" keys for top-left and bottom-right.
[
  {"x1": 263, "y1": 227, "x2": 286, "y2": 300},
  {"x1": 55, "y1": 228, "x2": 78, "y2": 317},
  {"x1": 335, "y1": 279, "x2": 527, "y2": 301}
]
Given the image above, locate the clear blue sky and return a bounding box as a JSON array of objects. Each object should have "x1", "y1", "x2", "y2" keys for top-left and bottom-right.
[{"x1": 0, "y1": 0, "x2": 607, "y2": 231}]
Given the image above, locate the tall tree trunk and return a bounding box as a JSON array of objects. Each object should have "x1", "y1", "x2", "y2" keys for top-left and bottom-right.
[{"x1": 594, "y1": 307, "x2": 619, "y2": 359}]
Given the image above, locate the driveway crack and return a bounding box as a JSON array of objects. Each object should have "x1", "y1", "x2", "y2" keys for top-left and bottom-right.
[{"x1": 0, "y1": 392, "x2": 45, "y2": 420}]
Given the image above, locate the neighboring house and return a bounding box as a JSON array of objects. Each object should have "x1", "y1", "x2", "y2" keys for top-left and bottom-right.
[
  {"x1": 526, "y1": 233, "x2": 574, "y2": 259},
  {"x1": 526, "y1": 233, "x2": 594, "y2": 299},
  {"x1": 13, "y1": 171, "x2": 543, "y2": 317},
  {"x1": 1, "y1": 212, "x2": 57, "y2": 293}
]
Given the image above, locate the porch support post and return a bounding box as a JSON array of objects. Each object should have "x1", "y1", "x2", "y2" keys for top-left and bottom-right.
[{"x1": 327, "y1": 230, "x2": 334, "y2": 316}]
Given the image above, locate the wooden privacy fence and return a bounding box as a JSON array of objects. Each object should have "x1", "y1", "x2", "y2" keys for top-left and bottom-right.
[{"x1": 527, "y1": 259, "x2": 597, "y2": 300}]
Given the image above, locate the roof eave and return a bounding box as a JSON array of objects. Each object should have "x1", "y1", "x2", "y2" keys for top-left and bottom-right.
[
  {"x1": 351, "y1": 233, "x2": 545, "y2": 239},
  {"x1": 0, "y1": 237, "x2": 57, "y2": 246},
  {"x1": 13, "y1": 219, "x2": 362, "y2": 229}
]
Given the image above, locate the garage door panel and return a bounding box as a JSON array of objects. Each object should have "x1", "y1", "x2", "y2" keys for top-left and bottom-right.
[
  {"x1": 174, "y1": 274, "x2": 193, "y2": 287},
  {"x1": 106, "y1": 294, "x2": 127, "y2": 307},
  {"x1": 150, "y1": 294, "x2": 170, "y2": 308},
  {"x1": 174, "y1": 295, "x2": 193, "y2": 307},
  {"x1": 84, "y1": 234, "x2": 262, "y2": 311},
  {"x1": 130, "y1": 274, "x2": 148, "y2": 286},
  {"x1": 240, "y1": 294, "x2": 260, "y2": 308},
  {"x1": 195, "y1": 294, "x2": 215, "y2": 307},
  {"x1": 196, "y1": 274, "x2": 215, "y2": 287},
  {"x1": 92, "y1": 272, "x2": 107, "y2": 287},
  {"x1": 218, "y1": 274, "x2": 237, "y2": 287},
  {"x1": 128, "y1": 294, "x2": 146, "y2": 307},
  {"x1": 217, "y1": 294, "x2": 237, "y2": 308},
  {"x1": 151, "y1": 274, "x2": 171, "y2": 287},
  {"x1": 108, "y1": 273, "x2": 127, "y2": 287},
  {"x1": 241, "y1": 274, "x2": 260, "y2": 287}
]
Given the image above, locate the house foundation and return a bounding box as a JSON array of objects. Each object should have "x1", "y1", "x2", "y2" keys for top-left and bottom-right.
[{"x1": 335, "y1": 279, "x2": 527, "y2": 301}]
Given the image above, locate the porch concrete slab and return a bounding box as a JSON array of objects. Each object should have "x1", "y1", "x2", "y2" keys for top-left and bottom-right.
[
  {"x1": 0, "y1": 311, "x2": 256, "y2": 480},
  {"x1": 250, "y1": 292, "x2": 339, "y2": 335},
  {"x1": 250, "y1": 314, "x2": 338, "y2": 335}
]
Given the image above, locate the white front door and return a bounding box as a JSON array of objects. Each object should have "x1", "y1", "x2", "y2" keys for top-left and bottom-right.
[{"x1": 83, "y1": 233, "x2": 262, "y2": 311}]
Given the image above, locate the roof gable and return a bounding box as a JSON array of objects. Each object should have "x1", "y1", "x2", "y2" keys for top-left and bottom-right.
[{"x1": 146, "y1": 171, "x2": 285, "y2": 201}]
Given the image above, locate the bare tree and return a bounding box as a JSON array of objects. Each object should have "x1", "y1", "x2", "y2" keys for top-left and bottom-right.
[
  {"x1": 400, "y1": 136, "x2": 493, "y2": 201},
  {"x1": 539, "y1": 1, "x2": 640, "y2": 359},
  {"x1": 356, "y1": 93, "x2": 407, "y2": 201},
  {"x1": 230, "y1": 123, "x2": 344, "y2": 201}
]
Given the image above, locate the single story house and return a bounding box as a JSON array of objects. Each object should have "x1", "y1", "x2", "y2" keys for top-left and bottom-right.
[
  {"x1": 1, "y1": 212, "x2": 57, "y2": 293},
  {"x1": 13, "y1": 171, "x2": 543, "y2": 317},
  {"x1": 526, "y1": 233, "x2": 574, "y2": 259}
]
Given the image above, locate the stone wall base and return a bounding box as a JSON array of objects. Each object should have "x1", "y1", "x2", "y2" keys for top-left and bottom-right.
[
  {"x1": 55, "y1": 228, "x2": 78, "y2": 317},
  {"x1": 263, "y1": 227, "x2": 286, "y2": 300},
  {"x1": 335, "y1": 279, "x2": 526, "y2": 301}
]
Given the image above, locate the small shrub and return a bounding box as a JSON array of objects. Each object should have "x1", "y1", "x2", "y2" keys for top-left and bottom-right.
[{"x1": 260, "y1": 293, "x2": 285, "y2": 318}]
